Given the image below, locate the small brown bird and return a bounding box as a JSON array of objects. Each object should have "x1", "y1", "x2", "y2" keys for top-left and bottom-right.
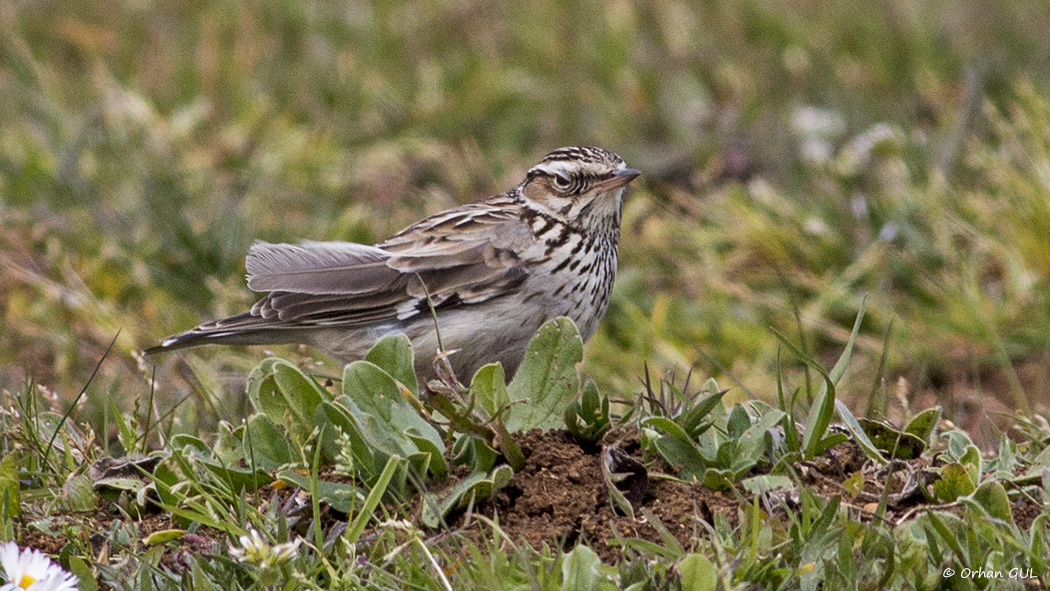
[{"x1": 146, "y1": 147, "x2": 639, "y2": 382}]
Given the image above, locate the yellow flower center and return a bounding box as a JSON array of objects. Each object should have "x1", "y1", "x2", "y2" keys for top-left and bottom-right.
[{"x1": 19, "y1": 574, "x2": 36, "y2": 589}]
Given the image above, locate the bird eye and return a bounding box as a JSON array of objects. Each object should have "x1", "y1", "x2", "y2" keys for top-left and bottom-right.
[{"x1": 552, "y1": 174, "x2": 572, "y2": 190}]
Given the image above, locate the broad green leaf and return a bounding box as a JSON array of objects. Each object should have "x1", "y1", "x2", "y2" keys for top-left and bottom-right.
[
  {"x1": 679, "y1": 553, "x2": 717, "y2": 591},
  {"x1": 856, "y1": 416, "x2": 923, "y2": 460},
  {"x1": 342, "y1": 360, "x2": 444, "y2": 455},
  {"x1": 561, "y1": 545, "x2": 603, "y2": 591},
  {"x1": 959, "y1": 445, "x2": 982, "y2": 487},
  {"x1": 507, "y1": 317, "x2": 583, "y2": 432},
  {"x1": 641, "y1": 416, "x2": 694, "y2": 444},
  {"x1": 247, "y1": 359, "x2": 328, "y2": 442},
  {"x1": 63, "y1": 474, "x2": 96, "y2": 512},
  {"x1": 736, "y1": 407, "x2": 786, "y2": 462},
  {"x1": 971, "y1": 481, "x2": 1012, "y2": 522},
  {"x1": 68, "y1": 556, "x2": 98, "y2": 591},
  {"x1": 422, "y1": 472, "x2": 487, "y2": 528},
  {"x1": 246, "y1": 357, "x2": 286, "y2": 411},
  {"x1": 272, "y1": 361, "x2": 328, "y2": 432},
  {"x1": 678, "y1": 390, "x2": 726, "y2": 437},
  {"x1": 409, "y1": 435, "x2": 449, "y2": 479},
  {"x1": 904, "y1": 408, "x2": 941, "y2": 445},
  {"x1": 703, "y1": 468, "x2": 734, "y2": 492},
  {"x1": 144, "y1": 529, "x2": 186, "y2": 546},
  {"x1": 365, "y1": 334, "x2": 418, "y2": 396},
  {"x1": 421, "y1": 465, "x2": 514, "y2": 528},
  {"x1": 470, "y1": 363, "x2": 509, "y2": 418},
  {"x1": 243, "y1": 414, "x2": 294, "y2": 471},
  {"x1": 740, "y1": 474, "x2": 794, "y2": 494},
  {"x1": 933, "y1": 464, "x2": 976, "y2": 502},
  {"x1": 199, "y1": 459, "x2": 274, "y2": 490},
  {"x1": 316, "y1": 402, "x2": 379, "y2": 475},
  {"x1": 654, "y1": 437, "x2": 707, "y2": 480},
  {"x1": 169, "y1": 434, "x2": 211, "y2": 455},
  {"x1": 838, "y1": 406, "x2": 888, "y2": 464},
  {"x1": 452, "y1": 435, "x2": 499, "y2": 473},
  {"x1": 727, "y1": 404, "x2": 751, "y2": 438}
]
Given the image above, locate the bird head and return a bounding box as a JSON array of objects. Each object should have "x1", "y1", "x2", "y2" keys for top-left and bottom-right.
[{"x1": 519, "y1": 147, "x2": 640, "y2": 224}]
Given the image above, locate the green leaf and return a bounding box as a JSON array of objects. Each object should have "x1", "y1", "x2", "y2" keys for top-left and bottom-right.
[
  {"x1": 342, "y1": 360, "x2": 444, "y2": 456},
  {"x1": 248, "y1": 359, "x2": 329, "y2": 442},
  {"x1": 772, "y1": 332, "x2": 837, "y2": 460},
  {"x1": 727, "y1": 405, "x2": 751, "y2": 438},
  {"x1": 316, "y1": 402, "x2": 381, "y2": 475},
  {"x1": 654, "y1": 437, "x2": 707, "y2": 480},
  {"x1": 971, "y1": 481, "x2": 1012, "y2": 522},
  {"x1": 68, "y1": 556, "x2": 98, "y2": 591},
  {"x1": 828, "y1": 295, "x2": 867, "y2": 385},
  {"x1": 855, "y1": 416, "x2": 921, "y2": 461},
  {"x1": 679, "y1": 553, "x2": 717, "y2": 591},
  {"x1": 678, "y1": 389, "x2": 726, "y2": 437},
  {"x1": 144, "y1": 529, "x2": 186, "y2": 545},
  {"x1": 703, "y1": 468, "x2": 735, "y2": 492},
  {"x1": 452, "y1": 435, "x2": 499, "y2": 473},
  {"x1": 272, "y1": 361, "x2": 328, "y2": 430},
  {"x1": 243, "y1": 414, "x2": 295, "y2": 471},
  {"x1": 933, "y1": 464, "x2": 976, "y2": 502},
  {"x1": 778, "y1": 297, "x2": 866, "y2": 459},
  {"x1": 246, "y1": 358, "x2": 286, "y2": 412},
  {"x1": 740, "y1": 475, "x2": 794, "y2": 494},
  {"x1": 904, "y1": 408, "x2": 941, "y2": 445},
  {"x1": 838, "y1": 406, "x2": 888, "y2": 464},
  {"x1": 346, "y1": 455, "x2": 402, "y2": 543},
  {"x1": 507, "y1": 317, "x2": 583, "y2": 432},
  {"x1": 959, "y1": 445, "x2": 982, "y2": 487},
  {"x1": 422, "y1": 465, "x2": 514, "y2": 528},
  {"x1": 925, "y1": 511, "x2": 967, "y2": 565},
  {"x1": 408, "y1": 434, "x2": 449, "y2": 479},
  {"x1": 641, "y1": 416, "x2": 694, "y2": 444},
  {"x1": 735, "y1": 406, "x2": 785, "y2": 463},
  {"x1": 199, "y1": 458, "x2": 274, "y2": 490},
  {"x1": 365, "y1": 334, "x2": 419, "y2": 396},
  {"x1": 561, "y1": 545, "x2": 604, "y2": 591},
  {"x1": 64, "y1": 474, "x2": 96, "y2": 512},
  {"x1": 0, "y1": 454, "x2": 21, "y2": 519},
  {"x1": 470, "y1": 363, "x2": 509, "y2": 418}
]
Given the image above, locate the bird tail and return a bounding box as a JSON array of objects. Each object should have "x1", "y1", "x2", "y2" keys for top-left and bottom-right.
[{"x1": 143, "y1": 312, "x2": 299, "y2": 355}]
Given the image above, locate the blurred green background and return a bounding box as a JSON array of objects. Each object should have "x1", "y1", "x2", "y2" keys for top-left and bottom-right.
[{"x1": 2, "y1": 0, "x2": 1049, "y2": 441}]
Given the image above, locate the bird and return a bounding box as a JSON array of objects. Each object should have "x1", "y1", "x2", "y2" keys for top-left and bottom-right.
[{"x1": 146, "y1": 146, "x2": 640, "y2": 385}]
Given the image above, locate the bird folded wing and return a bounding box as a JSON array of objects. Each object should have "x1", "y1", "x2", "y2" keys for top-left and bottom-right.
[
  {"x1": 246, "y1": 241, "x2": 400, "y2": 294},
  {"x1": 240, "y1": 218, "x2": 529, "y2": 327}
]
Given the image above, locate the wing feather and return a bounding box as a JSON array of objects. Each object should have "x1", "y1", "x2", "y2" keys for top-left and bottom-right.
[
  {"x1": 246, "y1": 241, "x2": 400, "y2": 294},
  {"x1": 234, "y1": 197, "x2": 532, "y2": 331}
]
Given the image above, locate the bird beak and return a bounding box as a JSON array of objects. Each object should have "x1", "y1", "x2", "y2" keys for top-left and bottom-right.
[{"x1": 599, "y1": 168, "x2": 641, "y2": 190}]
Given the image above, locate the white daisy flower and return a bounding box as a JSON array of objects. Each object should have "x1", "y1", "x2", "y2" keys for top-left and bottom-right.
[{"x1": 0, "y1": 542, "x2": 78, "y2": 591}]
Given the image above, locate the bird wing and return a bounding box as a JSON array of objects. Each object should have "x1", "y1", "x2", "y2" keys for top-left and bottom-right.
[{"x1": 238, "y1": 197, "x2": 532, "y2": 328}]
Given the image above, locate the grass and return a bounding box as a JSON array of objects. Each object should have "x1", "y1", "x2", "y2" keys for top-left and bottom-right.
[
  {"x1": 2, "y1": 0, "x2": 1050, "y2": 588},
  {"x1": 2, "y1": 319, "x2": 1049, "y2": 589}
]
